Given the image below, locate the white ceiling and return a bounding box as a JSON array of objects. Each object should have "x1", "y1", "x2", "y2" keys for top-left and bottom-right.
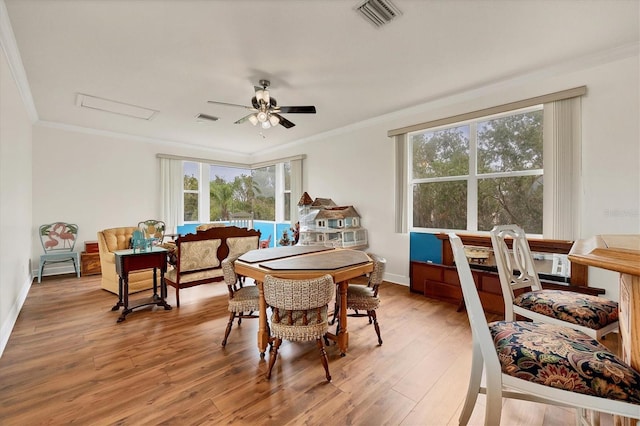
[{"x1": 4, "y1": 0, "x2": 639, "y2": 155}]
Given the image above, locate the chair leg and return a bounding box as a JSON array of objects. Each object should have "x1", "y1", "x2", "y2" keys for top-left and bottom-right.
[
  {"x1": 369, "y1": 310, "x2": 382, "y2": 345},
  {"x1": 267, "y1": 338, "x2": 282, "y2": 379},
  {"x1": 459, "y1": 341, "x2": 484, "y2": 426},
  {"x1": 317, "y1": 338, "x2": 331, "y2": 382},
  {"x1": 222, "y1": 312, "x2": 236, "y2": 347},
  {"x1": 175, "y1": 287, "x2": 180, "y2": 307},
  {"x1": 73, "y1": 256, "x2": 80, "y2": 278},
  {"x1": 38, "y1": 260, "x2": 45, "y2": 283},
  {"x1": 330, "y1": 301, "x2": 339, "y2": 325}
]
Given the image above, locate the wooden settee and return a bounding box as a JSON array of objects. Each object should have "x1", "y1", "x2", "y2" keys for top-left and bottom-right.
[{"x1": 165, "y1": 226, "x2": 261, "y2": 307}]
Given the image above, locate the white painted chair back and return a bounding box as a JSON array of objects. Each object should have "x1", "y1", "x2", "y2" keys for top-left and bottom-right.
[{"x1": 490, "y1": 224, "x2": 543, "y2": 321}]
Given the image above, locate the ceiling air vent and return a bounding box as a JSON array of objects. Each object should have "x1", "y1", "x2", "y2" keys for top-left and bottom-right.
[
  {"x1": 355, "y1": 0, "x2": 402, "y2": 28},
  {"x1": 195, "y1": 113, "x2": 219, "y2": 123}
]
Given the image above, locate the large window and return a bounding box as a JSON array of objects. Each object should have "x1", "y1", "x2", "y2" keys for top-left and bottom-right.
[
  {"x1": 182, "y1": 161, "x2": 290, "y2": 223},
  {"x1": 410, "y1": 106, "x2": 543, "y2": 233}
]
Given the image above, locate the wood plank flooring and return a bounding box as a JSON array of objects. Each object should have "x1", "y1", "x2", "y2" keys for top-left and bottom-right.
[{"x1": 0, "y1": 274, "x2": 616, "y2": 425}]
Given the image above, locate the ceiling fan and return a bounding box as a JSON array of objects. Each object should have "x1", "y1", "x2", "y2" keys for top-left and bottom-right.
[{"x1": 207, "y1": 79, "x2": 316, "y2": 129}]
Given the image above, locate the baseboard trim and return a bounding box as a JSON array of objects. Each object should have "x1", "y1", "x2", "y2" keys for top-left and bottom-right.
[{"x1": 0, "y1": 275, "x2": 31, "y2": 358}]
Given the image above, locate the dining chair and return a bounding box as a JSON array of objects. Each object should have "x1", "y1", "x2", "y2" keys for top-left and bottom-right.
[
  {"x1": 334, "y1": 252, "x2": 386, "y2": 345},
  {"x1": 490, "y1": 224, "x2": 619, "y2": 341},
  {"x1": 38, "y1": 222, "x2": 80, "y2": 283},
  {"x1": 220, "y1": 255, "x2": 260, "y2": 347},
  {"x1": 263, "y1": 274, "x2": 335, "y2": 382},
  {"x1": 450, "y1": 233, "x2": 640, "y2": 425}
]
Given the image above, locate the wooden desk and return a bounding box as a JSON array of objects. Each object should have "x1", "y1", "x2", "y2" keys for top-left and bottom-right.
[
  {"x1": 569, "y1": 235, "x2": 640, "y2": 426},
  {"x1": 235, "y1": 246, "x2": 373, "y2": 357},
  {"x1": 111, "y1": 247, "x2": 172, "y2": 322}
]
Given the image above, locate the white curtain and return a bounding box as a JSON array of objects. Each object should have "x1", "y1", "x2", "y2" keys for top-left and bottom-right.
[
  {"x1": 290, "y1": 158, "x2": 303, "y2": 224},
  {"x1": 394, "y1": 134, "x2": 408, "y2": 233},
  {"x1": 160, "y1": 158, "x2": 183, "y2": 234},
  {"x1": 543, "y1": 97, "x2": 582, "y2": 240}
]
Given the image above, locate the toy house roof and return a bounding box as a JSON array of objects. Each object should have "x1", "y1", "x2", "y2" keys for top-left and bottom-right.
[
  {"x1": 311, "y1": 198, "x2": 337, "y2": 208},
  {"x1": 297, "y1": 192, "x2": 313, "y2": 206},
  {"x1": 314, "y1": 206, "x2": 360, "y2": 220}
]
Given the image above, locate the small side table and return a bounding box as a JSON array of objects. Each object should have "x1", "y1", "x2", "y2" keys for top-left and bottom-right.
[{"x1": 111, "y1": 247, "x2": 172, "y2": 322}]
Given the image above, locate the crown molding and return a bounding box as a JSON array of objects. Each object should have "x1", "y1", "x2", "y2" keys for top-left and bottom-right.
[{"x1": 0, "y1": 0, "x2": 38, "y2": 123}]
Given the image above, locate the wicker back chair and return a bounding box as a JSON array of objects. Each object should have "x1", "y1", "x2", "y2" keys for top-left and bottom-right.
[
  {"x1": 263, "y1": 274, "x2": 335, "y2": 382},
  {"x1": 332, "y1": 253, "x2": 386, "y2": 345},
  {"x1": 220, "y1": 255, "x2": 260, "y2": 347}
]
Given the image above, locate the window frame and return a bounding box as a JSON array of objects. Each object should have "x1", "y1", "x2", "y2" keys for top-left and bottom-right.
[
  {"x1": 181, "y1": 159, "x2": 292, "y2": 224},
  {"x1": 408, "y1": 105, "x2": 544, "y2": 235}
]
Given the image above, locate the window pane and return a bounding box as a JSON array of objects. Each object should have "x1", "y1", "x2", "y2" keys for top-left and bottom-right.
[
  {"x1": 411, "y1": 126, "x2": 469, "y2": 179},
  {"x1": 413, "y1": 181, "x2": 467, "y2": 229},
  {"x1": 209, "y1": 165, "x2": 251, "y2": 221},
  {"x1": 477, "y1": 110, "x2": 543, "y2": 173},
  {"x1": 184, "y1": 193, "x2": 198, "y2": 221},
  {"x1": 477, "y1": 175, "x2": 543, "y2": 233},
  {"x1": 252, "y1": 166, "x2": 276, "y2": 221},
  {"x1": 184, "y1": 162, "x2": 198, "y2": 190}
]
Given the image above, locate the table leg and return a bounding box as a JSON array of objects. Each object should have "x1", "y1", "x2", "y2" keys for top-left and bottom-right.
[
  {"x1": 112, "y1": 276, "x2": 124, "y2": 311},
  {"x1": 257, "y1": 280, "x2": 269, "y2": 358},
  {"x1": 152, "y1": 267, "x2": 159, "y2": 300},
  {"x1": 336, "y1": 280, "x2": 349, "y2": 356},
  {"x1": 117, "y1": 273, "x2": 130, "y2": 322}
]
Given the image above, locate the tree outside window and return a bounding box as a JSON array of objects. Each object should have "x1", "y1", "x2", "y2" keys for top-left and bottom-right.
[{"x1": 411, "y1": 107, "x2": 543, "y2": 233}]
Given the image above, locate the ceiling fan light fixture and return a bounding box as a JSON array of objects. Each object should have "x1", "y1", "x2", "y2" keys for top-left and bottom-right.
[
  {"x1": 269, "y1": 114, "x2": 280, "y2": 127},
  {"x1": 256, "y1": 111, "x2": 269, "y2": 122},
  {"x1": 248, "y1": 114, "x2": 259, "y2": 126},
  {"x1": 261, "y1": 120, "x2": 271, "y2": 129}
]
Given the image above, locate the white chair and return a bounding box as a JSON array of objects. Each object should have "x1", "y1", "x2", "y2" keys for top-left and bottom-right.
[
  {"x1": 490, "y1": 224, "x2": 619, "y2": 341},
  {"x1": 450, "y1": 233, "x2": 640, "y2": 426}
]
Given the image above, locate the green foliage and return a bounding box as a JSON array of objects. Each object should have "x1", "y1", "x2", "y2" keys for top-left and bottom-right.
[{"x1": 412, "y1": 110, "x2": 543, "y2": 232}]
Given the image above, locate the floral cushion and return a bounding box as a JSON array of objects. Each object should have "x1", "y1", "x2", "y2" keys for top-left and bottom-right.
[
  {"x1": 490, "y1": 321, "x2": 640, "y2": 404},
  {"x1": 514, "y1": 290, "x2": 618, "y2": 330}
]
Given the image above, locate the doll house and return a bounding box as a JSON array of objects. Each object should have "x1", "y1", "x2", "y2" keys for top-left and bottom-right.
[{"x1": 297, "y1": 192, "x2": 368, "y2": 249}]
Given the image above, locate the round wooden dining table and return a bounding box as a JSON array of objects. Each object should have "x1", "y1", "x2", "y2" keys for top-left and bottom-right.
[{"x1": 234, "y1": 245, "x2": 373, "y2": 357}]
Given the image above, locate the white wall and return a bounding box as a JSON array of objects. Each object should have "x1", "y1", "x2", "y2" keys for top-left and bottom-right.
[
  {"x1": 0, "y1": 47, "x2": 33, "y2": 355},
  {"x1": 29, "y1": 49, "x2": 640, "y2": 297},
  {"x1": 30, "y1": 126, "x2": 252, "y2": 277},
  {"x1": 254, "y1": 49, "x2": 640, "y2": 297}
]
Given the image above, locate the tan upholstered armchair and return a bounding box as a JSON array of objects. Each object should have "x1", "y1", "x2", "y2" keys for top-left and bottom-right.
[{"x1": 97, "y1": 227, "x2": 155, "y2": 294}]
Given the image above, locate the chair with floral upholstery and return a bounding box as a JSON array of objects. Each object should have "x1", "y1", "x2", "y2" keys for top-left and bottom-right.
[
  {"x1": 38, "y1": 222, "x2": 80, "y2": 283},
  {"x1": 137, "y1": 219, "x2": 166, "y2": 245},
  {"x1": 450, "y1": 233, "x2": 640, "y2": 425},
  {"x1": 263, "y1": 274, "x2": 335, "y2": 382},
  {"x1": 220, "y1": 255, "x2": 260, "y2": 347},
  {"x1": 490, "y1": 224, "x2": 619, "y2": 341}
]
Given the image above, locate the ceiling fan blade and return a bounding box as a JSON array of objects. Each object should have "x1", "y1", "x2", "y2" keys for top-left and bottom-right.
[
  {"x1": 234, "y1": 114, "x2": 255, "y2": 125},
  {"x1": 273, "y1": 113, "x2": 295, "y2": 129},
  {"x1": 278, "y1": 106, "x2": 316, "y2": 114},
  {"x1": 207, "y1": 100, "x2": 253, "y2": 110}
]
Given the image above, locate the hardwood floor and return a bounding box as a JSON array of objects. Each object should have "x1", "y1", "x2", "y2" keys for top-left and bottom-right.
[{"x1": 0, "y1": 274, "x2": 615, "y2": 425}]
